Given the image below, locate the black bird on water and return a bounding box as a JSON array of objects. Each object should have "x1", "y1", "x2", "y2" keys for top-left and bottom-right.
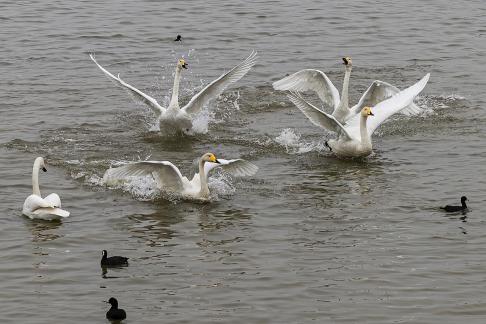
[
  {"x1": 174, "y1": 34, "x2": 182, "y2": 41},
  {"x1": 101, "y1": 250, "x2": 129, "y2": 267},
  {"x1": 106, "y1": 297, "x2": 127, "y2": 321},
  {"x1": 441, "y1": 196, "x2": 468, "y2": 212}
]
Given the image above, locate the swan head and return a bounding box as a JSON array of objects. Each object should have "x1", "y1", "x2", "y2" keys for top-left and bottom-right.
[
  {"x1": 177, "y1": 58, "x2": 188, "y2": 70},
  {"x1": 102, "y1": 250, "x2": 107, "y2": 258},
  {"x1": 201, "y1": 152, "x2": 220, "y2": 164},
  {"x1": 461, "y1": 196, "x2": 468, "y2": 203},
  {"x1": 342, "y1": 57, "x2": 352, "y2": 66},
  {"x1": 35, "y1": 156, "x2": 47, "y2": 172},
  {"x1": 361, "y1": 106, "x2": 374, "y2": 117}
]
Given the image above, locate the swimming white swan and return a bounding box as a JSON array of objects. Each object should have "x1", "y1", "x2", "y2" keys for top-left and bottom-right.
[
  {"x1": 286, "y1": 73, "x2": 430, "y2": 158},
  {"x1": 103, "y1": 153, "x2": 258, "y2": 200},
  {"x1": 22, "y1": 157, "x2": 70, "y2": 220},
  {"x1": 90, "y1": 51, "x2": 257, "y2": 134},
  {"x1": 273, "y1": 57, "x2": 422, "y2": 127}
]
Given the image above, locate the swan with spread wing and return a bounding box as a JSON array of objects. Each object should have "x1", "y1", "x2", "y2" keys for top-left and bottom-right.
[
  {"x1": 286, "y1": 73, "x2": 430, "y2": 158},
  {"x1": 90, "y1": 51, "x2": 257, "y2": 134},
  {"x1": 103, "y1": 153, "x2": 258, "y2": 200},
  {"x1": 22, "y1": 157, "x2": 70, "y2": 220},
  {"x1": 273, "y1": 57, "x2": 422, "y2": 126}
]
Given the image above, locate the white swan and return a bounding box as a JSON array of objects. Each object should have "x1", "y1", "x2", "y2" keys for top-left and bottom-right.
[
  {"x1": 22, "y1": 157, "x2": 70, "y2": 220},
  {"x1": 273, "y1": 57, "x2": 422, "y2": 127},
  {"x1": 286, "y1": 73, "x2": 430, "y2": 158},
  {"x1": 90, "y1": 51, "x2": 257, "y2": 134},
  {"x1": 103, "y1": 153, "x2": 258, "y2": 200}
]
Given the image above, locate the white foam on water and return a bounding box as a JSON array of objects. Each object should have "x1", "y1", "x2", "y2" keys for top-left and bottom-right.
[{"x1": 274, "y1": 128, "x2": 326, "y2": 154}]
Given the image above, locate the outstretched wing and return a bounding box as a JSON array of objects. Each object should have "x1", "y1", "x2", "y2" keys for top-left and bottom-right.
[
  {"x1": 89, "y1": 54, "x2": 166, "y2": 116},
  {"x1": 345, "y1": 73, "x2": 430, "y2": 137},
  {"x1": 286, "y1": 92, "x2": 354, "y2": 140},
  {"x1": 273, "y1": 69, "x2": 340, "y2": 110},
  {"x1": 350, "y1": 80, "x2": 422, "y2": 117},
  {"x1": 182, "y1": 51, "x2": 258, "y2": 115},
  {"x1": 103, "y1": 161, "x2": 184, "y2": 191},
  {"x1": 204, "y1": 159, "x2": 259, "y2": 177}
]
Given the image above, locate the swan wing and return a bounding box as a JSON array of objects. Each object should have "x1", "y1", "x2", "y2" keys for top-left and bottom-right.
[
  {"x1": 204, "y1": 159, "x2": 259, "y2": 177},
  {"x1": 44, "y1": 193, "x2": 62, "y2": 208},
  {"x1": 286, "y1": 92, "x2": 354, "y2": 140},
  {"x1": 350, "y1": 80, "x2": 423, "y2": 117},
  {"x1": 273, "y1": 69, "x2": 340, "y2": 109},
  {"x1": 182, "y1": 51, "x2": 257, "y2": 115},
  {"x1": 89, "y1": 54, "x2": 166, "y2": 116},
  {"x1": 24, "y1": 194, "x2": 54, "y2": 211},
  {"x1": 33, "y1": 207, "x2": 70, "y2": 219},
  {"x1": 103, "y1": 161, "x2": 184, "y2": 191},
  {"x1": 345, "y1": 73, "x2": 430, "y2": 137}
]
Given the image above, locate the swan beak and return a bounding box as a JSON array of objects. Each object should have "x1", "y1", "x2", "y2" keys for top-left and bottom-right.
[
  {"x1": 182, "y1": 63, "x2": 188, "y2": 69},
  {"x1": 342, "y1": 57, "x2": 352, "y2": 66},
  {"x1": 215, "y1": 159, "x2": 221, "y2": 164},
  {"x1": 369, "y1": 112, "x2": 374, "y2": 116},
  {"x1": 42, "y1": 167, "x2": 47, "y2": 172}
]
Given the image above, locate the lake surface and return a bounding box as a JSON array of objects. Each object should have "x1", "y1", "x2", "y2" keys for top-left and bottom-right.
[{"x1": 1, "y1": 0, "x2": 486, "y2": 323}]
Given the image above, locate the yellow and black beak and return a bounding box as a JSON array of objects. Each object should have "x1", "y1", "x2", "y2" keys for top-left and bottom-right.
[
  {"x1": 342, "y1": 57, "x2": 349, "y2": 65},
  {"x1": 369, "y1": 111, "x2": 374, "y2": 116},
  {"x1": 182, "y1": 62, "x2": 188, "y2": 69}
]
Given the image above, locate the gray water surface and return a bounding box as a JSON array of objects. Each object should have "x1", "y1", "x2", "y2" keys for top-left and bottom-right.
[{"x1": 1, "y1": 0, "x2": 486, "y2": 323}]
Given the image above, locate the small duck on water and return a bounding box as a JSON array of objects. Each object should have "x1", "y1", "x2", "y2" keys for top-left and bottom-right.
[
  {"x1": 101, "y1": 250, "x2": 129, "y2": 267},
  {"x1": 441, "y1": 196, "x2": 468, "y2": 212},
  {"x1": 106, "y1": 297, "x2": 127, "y2": 322}
]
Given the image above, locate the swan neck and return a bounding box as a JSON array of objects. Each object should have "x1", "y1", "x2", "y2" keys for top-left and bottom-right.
[
  {"x1": 360, "y1": 115, "x2": 371, "y2": 145},
  {"x1": 462, "y1": 201, "x2": 467, "y2": 208},
  {"x1": 340, "y1": 65, "x2": 352, "y2": 108},
  {"x1": 32, "y1": 159, "x2": 41, "y2": 196},
  {"x1": 169, "y1": 66, "x2": 182, "y2": 108},
  {"x1": 198, "y1": 159, "x2": 209, "y2": 197}
]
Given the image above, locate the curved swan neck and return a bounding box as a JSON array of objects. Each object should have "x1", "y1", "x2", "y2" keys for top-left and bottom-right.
[
  {"x1": 198, "y1": 158, "x2": 209, "y2": 197},
  {"x1": 340, "y1": 65, "x2": 352, "y2": 108},
  {"x1": 169, "y1": 66, "x2": 182, "y2": 109},
  {"x1": 32, "y1": 158, "x2": 42, "y2": 196},
  {"x1": 360, "y1": 114, "x2": 371, "y2": 145}
]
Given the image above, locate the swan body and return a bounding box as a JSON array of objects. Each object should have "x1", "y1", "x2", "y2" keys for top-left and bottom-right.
[
  {"x1": 273, "y1": 57, "x2": 422, "y2": 128},
  {"x1": 22, "y1": 157, "x2": 70, "y2": 220},
  {"x1": 90, "y1": 51, "x2": 257, "y2": 134},
  {"x1": 286, "y1": 73, "x2": 430, "y2": 158},
  {"x1": 103, "y1": 153, "x2": 258, "y2": 200}
]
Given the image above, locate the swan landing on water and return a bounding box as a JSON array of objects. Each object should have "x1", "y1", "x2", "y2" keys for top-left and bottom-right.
[
  {"x1": 103, "y1": 153, "x2": 258, "y2": 201},
  {"x1": 286, "y1": 73, "x2": 430, "y2": 158},
  {"x1": 90, "y1": 51, "x2": 257, "y2": 135},
  {"x1": 22, "y1": 157, "x2": 70, "y2": 220},
  {"x1": 273, "y1": 57, "x2": 423, "y2": 128}
]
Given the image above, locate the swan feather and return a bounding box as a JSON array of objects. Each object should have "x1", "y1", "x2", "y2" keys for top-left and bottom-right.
[
  {"x1": 89, "y1": 54, "x2": 166, "y2": 116},
  {"x1": 272, "y1": 69, "x2": 340, "y2": 110},
  {"x1": 286, "y1": 92, "x2": 354, "y2": 140},
  {"x1": 344, "y1": 73, "x2": 430, "y2": 138},
  {"x1": 103, "y1": 161, "x2": 185, "y2": 191},
  {"x1": 182, "y1": 51, "x2": 258, "y2": 115}
]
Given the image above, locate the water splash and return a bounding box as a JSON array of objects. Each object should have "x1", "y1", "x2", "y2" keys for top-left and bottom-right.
[{"x1": 274, "y1": 128, "x2": 327, "y2": 154}]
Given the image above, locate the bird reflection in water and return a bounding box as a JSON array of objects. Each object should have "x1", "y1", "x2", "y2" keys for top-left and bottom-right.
[{"x1": 25, "y1": 218, "x2": 63, "y2": 243}]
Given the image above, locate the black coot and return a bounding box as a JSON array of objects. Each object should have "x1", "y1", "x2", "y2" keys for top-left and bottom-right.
[
  {"x1": 106, "y1": 297, "x2": 127, "y2": 321},
  {"x1": 441, "y1": 196, "x2": 468, "y2": 212},
  {"x1": 101, "y1": 250, "x2": 129, "y2": 267}
]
